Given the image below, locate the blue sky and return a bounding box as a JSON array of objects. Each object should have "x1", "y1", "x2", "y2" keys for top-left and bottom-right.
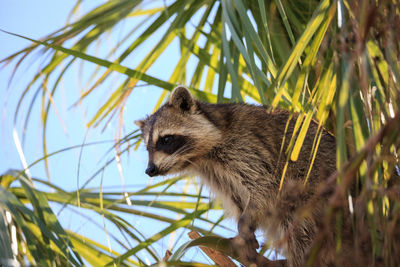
[
  {"x1": 0, "y1": 1, "x2": 76, "y2": 176},
  {"x1": 0, "y1": 1, "x2": 240, "y2": 264},
  {"x1": 0, "y1": 0, "x2": 172, "y2": 190}
]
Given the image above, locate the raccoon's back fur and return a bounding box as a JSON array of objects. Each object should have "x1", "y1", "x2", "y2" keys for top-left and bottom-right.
[{"x1": 135, "y1": 86, "x2": 338, "y2": 266}]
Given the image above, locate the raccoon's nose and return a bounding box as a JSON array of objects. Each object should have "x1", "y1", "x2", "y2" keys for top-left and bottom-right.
[{"x1": 145, "y1": 163, "x2": 158, "y2": 177}]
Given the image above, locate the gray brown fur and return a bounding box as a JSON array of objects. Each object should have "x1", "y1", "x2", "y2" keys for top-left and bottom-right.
[{"x1": 135, "y1": 87, "x2": 337, "y2": 266}]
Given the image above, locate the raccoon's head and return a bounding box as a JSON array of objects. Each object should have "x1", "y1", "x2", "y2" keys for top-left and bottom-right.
[{"x1": 135, "y1": 86, "x2": 221, "y2": 177}]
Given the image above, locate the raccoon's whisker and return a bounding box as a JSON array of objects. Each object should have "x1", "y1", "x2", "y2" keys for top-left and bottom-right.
[
  {"x1": 166, "y1": 146, "x2": 193, "y2": 164},
  {"x1": 161, "y1": 143, "x2": 197, "y2": 171},
  {"x1": 173, "y1": 142, "x2": 194, "y2": 155},
  {"x1": 161, "y1": 152, "x2": 184, "y2": 170},
  {"x1": 184, "y1": 158, "x2": 200, "y2": 169}
]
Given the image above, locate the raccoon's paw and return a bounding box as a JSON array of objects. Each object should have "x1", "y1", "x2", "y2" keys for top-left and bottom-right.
[
  {"x1": 230, "y1": 236, "x2": 258, "y2": 265},
  {"x1": 231, "y1": 232, "x2": 259, "y2": 250},
  {"x1": 231, "y1": 236, "x2": 283, "y2": 267}
]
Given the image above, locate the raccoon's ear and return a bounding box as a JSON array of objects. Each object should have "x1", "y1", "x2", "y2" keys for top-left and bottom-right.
[
  {"x1": 134, "y1": 119, "x2": 145, "y2": 129},
  {"x1": 169, "y1": 86, "x2": 196, "y2": 113}
]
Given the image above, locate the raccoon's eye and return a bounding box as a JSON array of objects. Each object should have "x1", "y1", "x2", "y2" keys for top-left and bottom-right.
[{"x1": 160, "y1": 135, "x2": 174, "y2": 145}]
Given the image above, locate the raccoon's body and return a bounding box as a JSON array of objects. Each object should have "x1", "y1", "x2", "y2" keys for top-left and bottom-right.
[{"x1": 135, "y1": 87, "x2": 338, "y2": 267}]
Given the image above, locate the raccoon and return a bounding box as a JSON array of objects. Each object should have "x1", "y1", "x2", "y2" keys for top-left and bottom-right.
[{"x1": 135, "y1": 86, "x2": 338, "y2": 267}]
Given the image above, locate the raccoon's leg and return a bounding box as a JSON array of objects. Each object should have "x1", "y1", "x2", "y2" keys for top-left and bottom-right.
[
  {"x1": 276, "y1": 182, "x2": 317, "y2": 267},
  {"x1": 231, "y1": 201, "x2": 260, "y2": 264},
  {"x1": 232, "y1": 211, "x2": 286, "y2": 266},
  {"x1": 236, "y1": 211, "x2": 259, "y2": 249}
]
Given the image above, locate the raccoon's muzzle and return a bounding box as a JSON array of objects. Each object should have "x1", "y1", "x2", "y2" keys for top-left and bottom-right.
[{"x1": 145, "y1": 163, "x2": 158, "y2": 177}]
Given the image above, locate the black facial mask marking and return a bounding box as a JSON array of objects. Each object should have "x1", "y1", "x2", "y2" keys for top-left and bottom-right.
[{"x1": 155, "y1": 134, "x2": 189, "y2": 154}]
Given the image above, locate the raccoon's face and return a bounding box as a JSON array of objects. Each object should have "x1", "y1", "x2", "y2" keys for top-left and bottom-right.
[{"x1": 135, "y1": 86, "x2": 221, "y2": 177}]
